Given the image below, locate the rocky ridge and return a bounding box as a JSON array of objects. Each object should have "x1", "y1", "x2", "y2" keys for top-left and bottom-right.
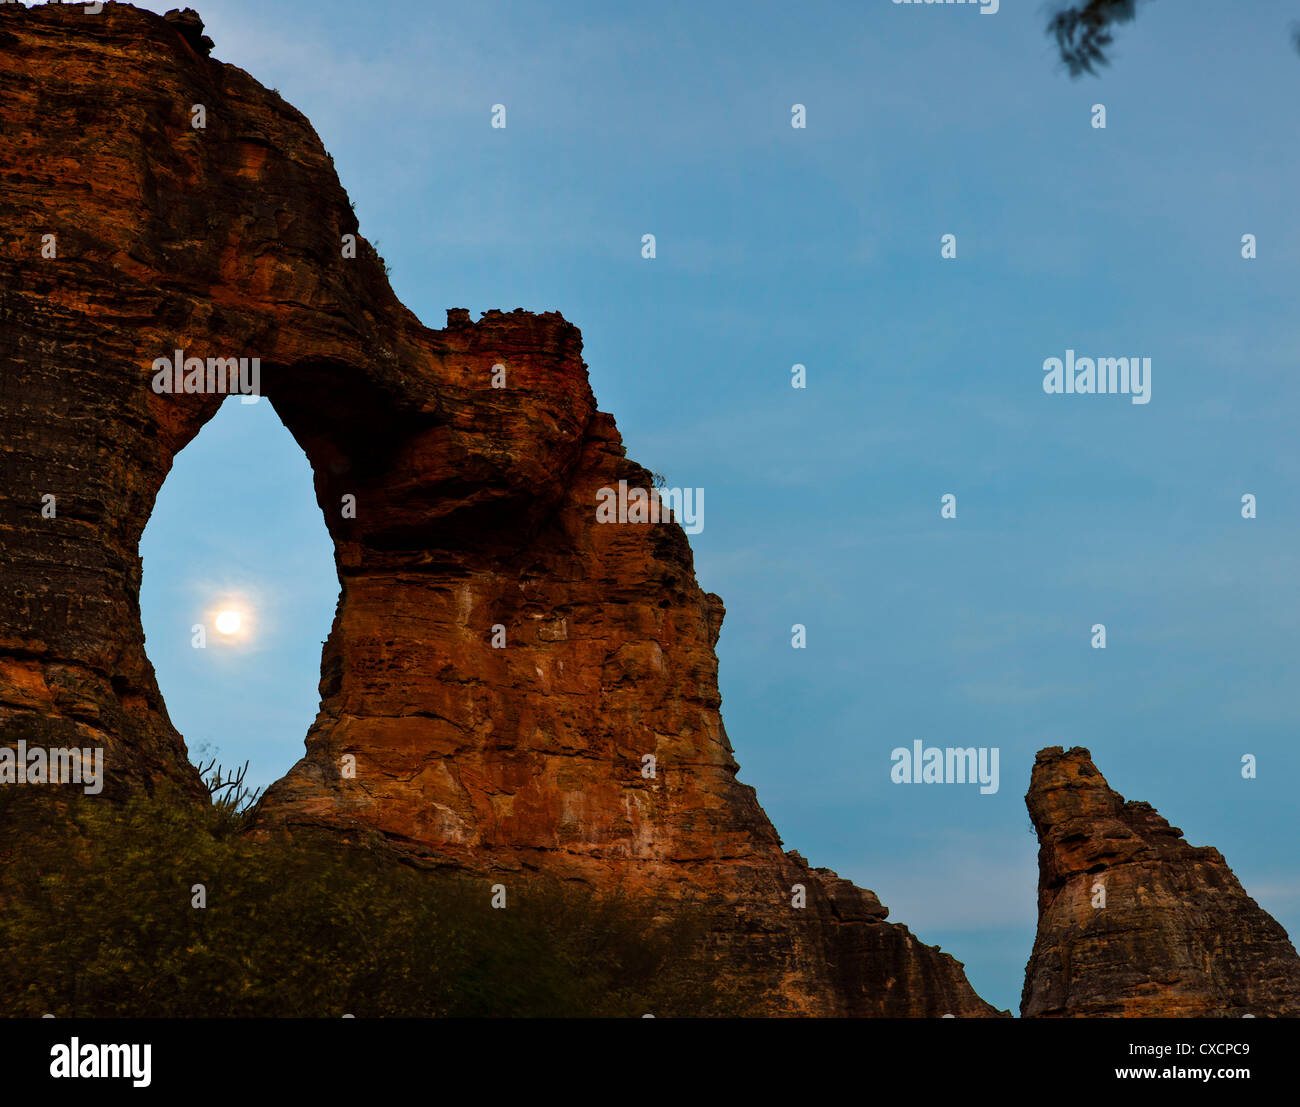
[
  {"x1": 1022, "y1": 746, "x2": 1300, "y2": 1017},
  {"x1": 0, "y1": 2, "x2": 1002, "y2": 1017}
]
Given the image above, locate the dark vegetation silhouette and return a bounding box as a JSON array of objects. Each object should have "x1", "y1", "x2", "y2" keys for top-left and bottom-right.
[
  {"x1": 1048, "y1": 0, "x2": 1146, "y2": 77},
  {"x1": 196, "y1": 758, "x2": 263, "y2": 834},
  {"x1": 0, "y1": 786, "x2": 755, "y2": 1017},
  {"x1": 1049, "y1": 1, "x2": 1300, "y2": 77}
]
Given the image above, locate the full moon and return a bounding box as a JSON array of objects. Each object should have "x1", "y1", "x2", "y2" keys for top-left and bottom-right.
[{"x1": 215, "y1": 610, "x2": 241, "y2": 635}]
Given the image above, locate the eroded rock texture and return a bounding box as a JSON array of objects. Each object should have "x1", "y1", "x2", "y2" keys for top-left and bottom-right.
[
  {"x1": 0, "y1": 4, "x2": 1002, "y2": 1015},
  {"x1": 1022, "y1": 746, "x2": 1300, "y2": 1017}
]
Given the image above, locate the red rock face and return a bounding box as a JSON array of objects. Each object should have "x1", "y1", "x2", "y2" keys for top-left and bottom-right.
[
  {"x1": 0, "y1": 4, "x2": 1002, "y2": 1015},
  {"x1": 1022, "y1": 747, "x2": 1300, "y2": 1017}
]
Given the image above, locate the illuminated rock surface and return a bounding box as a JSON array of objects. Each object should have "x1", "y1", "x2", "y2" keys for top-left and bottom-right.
[{"x1": 0, "y1": 3, "x2": 1003, "y2": 1016}]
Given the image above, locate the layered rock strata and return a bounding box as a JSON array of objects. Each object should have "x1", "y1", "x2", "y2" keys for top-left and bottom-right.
[
  {"x1": 0, "y1": 3, "x2": 1002, "y2": 1016},
  {"x1": 1023, "y1": 746, "x2": 1300, "y2": 1017}
]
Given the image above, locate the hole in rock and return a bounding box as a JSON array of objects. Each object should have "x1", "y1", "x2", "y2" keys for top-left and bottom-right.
[{"x1": 140, "y1": 394, "x2": 338, "y2": 799}]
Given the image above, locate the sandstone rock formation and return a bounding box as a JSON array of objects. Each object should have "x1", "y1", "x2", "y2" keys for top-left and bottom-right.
[
  {"x1": 163, "y1": 7, "x2": 214, "y2": 57},
  {"x1": 1022, "y1": 746, "x2": 1300, "y2": 1017},
  {"x1": 0, "y1": 3, "x2": 1003, "y2": 1016}
]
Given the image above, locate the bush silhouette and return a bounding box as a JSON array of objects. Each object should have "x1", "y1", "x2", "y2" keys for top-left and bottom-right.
[{"x1": 0, "y1": 786, "x2": 752, "y2": 1017}]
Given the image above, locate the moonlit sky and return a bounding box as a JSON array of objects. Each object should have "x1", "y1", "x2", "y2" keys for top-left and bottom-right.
[{"x1": 137, "y1": 0, "x2": 1300, "y2": 1013}]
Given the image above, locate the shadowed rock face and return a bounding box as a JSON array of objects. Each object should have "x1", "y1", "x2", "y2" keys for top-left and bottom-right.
[
  {"x1": 1022, "y1": 747, "x2": 1300, "y2": 1017},
  {"x1": 0, "y1": 4, "x2": 1003, "y2": 1016}
]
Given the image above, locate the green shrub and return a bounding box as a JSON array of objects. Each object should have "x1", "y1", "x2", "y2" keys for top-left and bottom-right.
[{"x1": 0, "y1": 785, "x2": 752, "y2": 1017}]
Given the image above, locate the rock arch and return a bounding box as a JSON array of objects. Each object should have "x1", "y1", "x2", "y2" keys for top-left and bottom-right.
[{"x1": 0, "y1": 3, "x2": 1002, "y2": 1016}]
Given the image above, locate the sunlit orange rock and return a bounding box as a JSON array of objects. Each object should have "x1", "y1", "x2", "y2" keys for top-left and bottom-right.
[{"x1": 0, "y1": 3, "x2": 1003, "y2": 1016}]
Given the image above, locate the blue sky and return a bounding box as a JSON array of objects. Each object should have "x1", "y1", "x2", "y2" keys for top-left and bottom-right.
[{"x1": 138, "y1": 0, "x2": 1300, "y2": 1013}]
